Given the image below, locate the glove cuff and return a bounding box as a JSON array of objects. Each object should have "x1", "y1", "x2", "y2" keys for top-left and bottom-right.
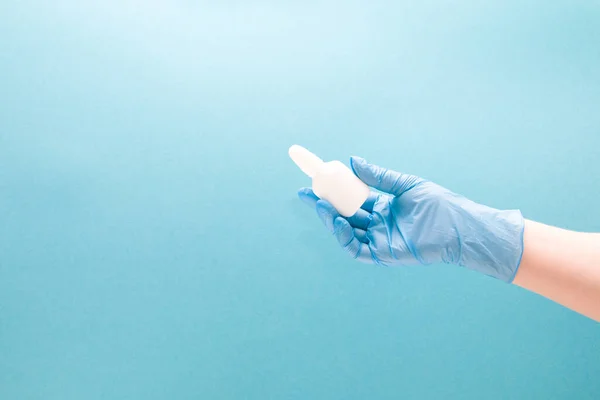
[{"x1": 460, "y1": 208, "x2": 525, "y2": 282}]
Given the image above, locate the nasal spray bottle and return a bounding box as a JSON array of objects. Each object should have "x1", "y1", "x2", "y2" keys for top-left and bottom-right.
[{"x1": 289, "y1": 145, "x2": 370, "y2": 217}]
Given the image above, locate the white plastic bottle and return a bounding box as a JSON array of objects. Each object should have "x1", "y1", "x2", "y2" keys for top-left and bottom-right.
[{"x1": 289, "y1": 145, "x2": 370, "y2": 217}]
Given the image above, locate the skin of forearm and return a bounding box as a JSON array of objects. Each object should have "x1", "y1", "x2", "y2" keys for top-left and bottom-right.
[{"x1": 512, "y1": 220, "x2": 600, "y2": 322}]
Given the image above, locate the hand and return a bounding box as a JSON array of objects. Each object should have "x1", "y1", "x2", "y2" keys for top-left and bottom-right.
[{"x1": 298, "y1": 157, "x2": 525, "y2": 282}]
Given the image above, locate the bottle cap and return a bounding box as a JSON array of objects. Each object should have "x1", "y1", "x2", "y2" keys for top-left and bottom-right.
[{"x1": 288, "y1": 145, "x2": 324, "y2": 178}]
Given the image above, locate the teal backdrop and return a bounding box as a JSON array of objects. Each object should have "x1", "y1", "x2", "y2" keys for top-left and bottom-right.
[{"x1": 1, "y1": 1, "x2": 599, "y2": 399}]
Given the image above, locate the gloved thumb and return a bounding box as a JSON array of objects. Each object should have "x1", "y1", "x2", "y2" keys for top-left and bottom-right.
[{"x1": 350, "y1": 156, "x2": 422, "y2": 196}]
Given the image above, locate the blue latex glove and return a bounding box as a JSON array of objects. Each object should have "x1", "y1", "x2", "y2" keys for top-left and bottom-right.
[{"x1": 298, "y1": 157, "x2": 525, "y2": 282}]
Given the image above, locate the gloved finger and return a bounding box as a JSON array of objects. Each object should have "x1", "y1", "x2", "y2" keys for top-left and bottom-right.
[
  {"x1": 333, "y1": 217, "x2": 367, "y2": 259},
  {"x1": 361, "y1": 192, "x2": 379, "y2": 213},
  {"x1": 350, "y1": 156, "x2": 422, "y2": 196},
  {"x1": 300, "y1": 188, "x2": 370, "y2": 227},
  {"x1": 315, "y1": 200, "x2": 340, "y2": 233},
  {"x1": 354, "y1": 228, "x2": 369, "y2": 244},
  {"x1": 298, "y1": 187, "x2": 319, "y2": 209},
  {"x1": 333, "y1": 218, "x2": 376, "y2": 263},
  {"x1": 355, "y1": 244, "x2": 377, "y2": 264},
  {"x1": 347, "y1": 208, "x2": 373, "y2": 230}
]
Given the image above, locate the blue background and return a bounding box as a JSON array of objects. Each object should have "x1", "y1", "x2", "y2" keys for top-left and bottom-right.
[{"x1": 1, "y1": 1, "x2": 599, "y2": 399}]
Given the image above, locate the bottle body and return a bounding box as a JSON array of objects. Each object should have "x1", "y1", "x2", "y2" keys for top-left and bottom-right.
[{"x1": 312, "y1": 161, "x2": 370, "y2": 217}]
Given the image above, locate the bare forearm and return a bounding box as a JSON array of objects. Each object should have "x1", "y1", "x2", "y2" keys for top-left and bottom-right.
[{"x1": 513, "y1": 220, "x2": 600, "y2": 321}]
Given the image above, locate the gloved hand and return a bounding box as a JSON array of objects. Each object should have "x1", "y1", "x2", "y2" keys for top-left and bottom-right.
[{"x1": 298, "y1": 157, "x2": 525, "y2": 282}]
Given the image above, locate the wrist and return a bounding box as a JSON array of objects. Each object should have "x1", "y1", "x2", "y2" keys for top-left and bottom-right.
[{"x1": 459, "y1": 206, "x2": 525, "y2": 282}]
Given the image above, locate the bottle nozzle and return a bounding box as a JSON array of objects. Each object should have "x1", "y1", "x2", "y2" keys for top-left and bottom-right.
[{"x1": 289, "y1": 145, "x2": 324, "y2": 178}]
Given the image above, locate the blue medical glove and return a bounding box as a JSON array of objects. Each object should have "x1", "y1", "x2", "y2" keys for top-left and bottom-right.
[{"x1": 298, "y1": 157, "x2": 525, "y2": 282}]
